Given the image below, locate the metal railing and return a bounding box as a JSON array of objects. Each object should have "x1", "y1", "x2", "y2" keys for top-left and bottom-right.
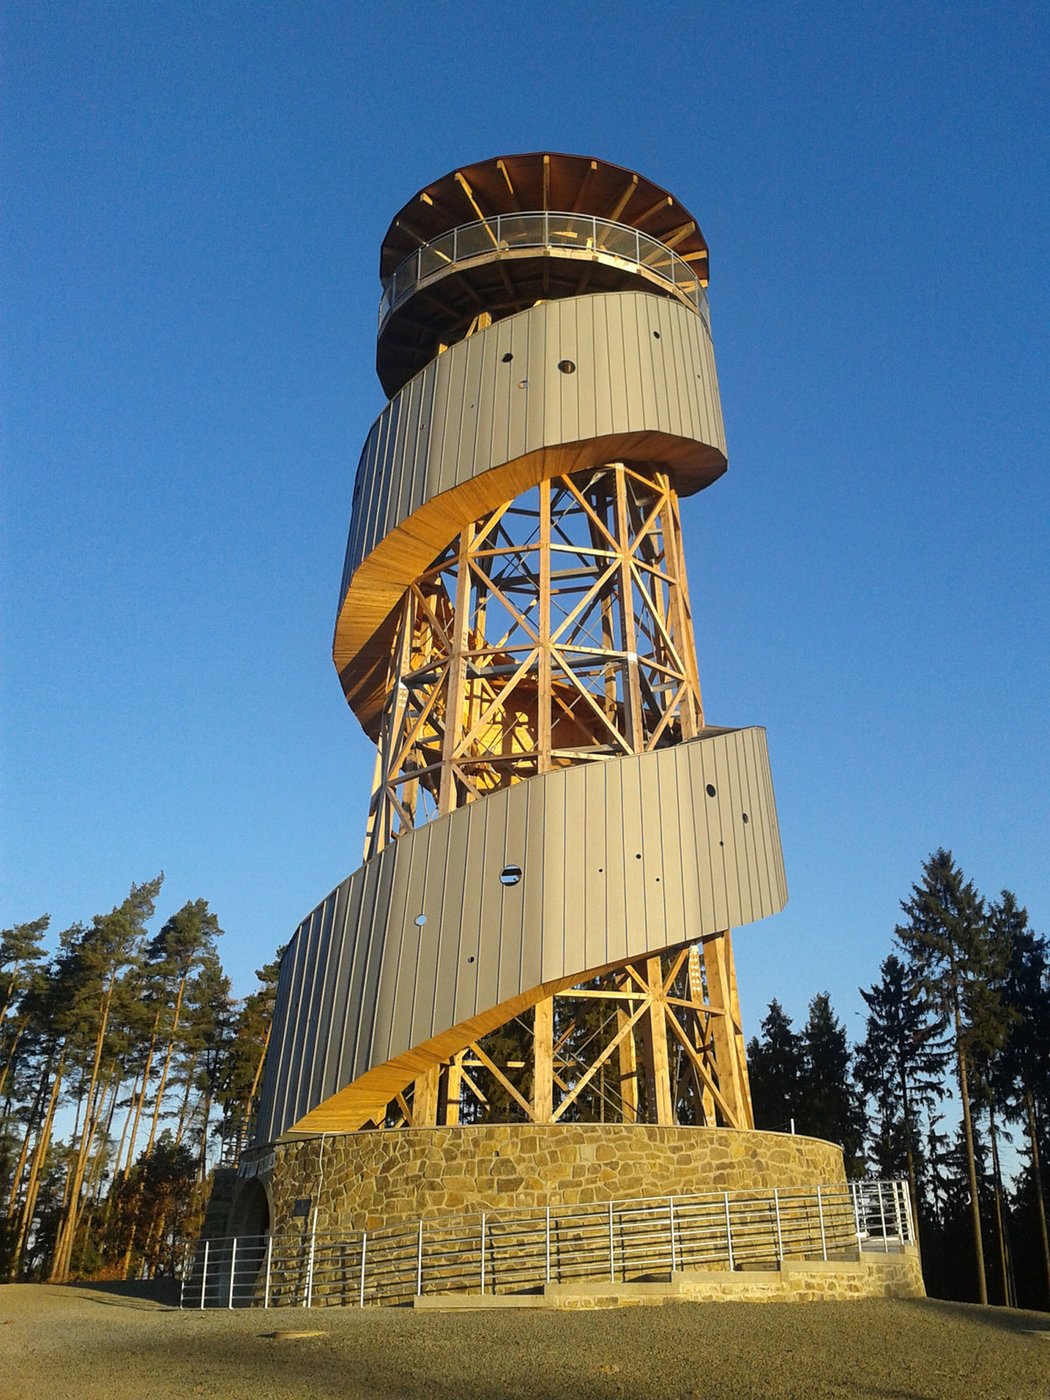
[
  {"x1": 180, "y1": 1178, "x2": 913, "y2": 1310},
  {"x1": 378, "y1": 212, "x2": 711, "y2": 332}
]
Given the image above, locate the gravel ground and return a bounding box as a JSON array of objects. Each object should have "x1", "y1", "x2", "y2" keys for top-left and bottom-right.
[{"x1": 1, "y1": 1283, "x2": 1048, "y2": 1400}]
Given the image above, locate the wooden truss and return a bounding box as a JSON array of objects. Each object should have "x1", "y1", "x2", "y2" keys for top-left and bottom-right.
[
  {"x1": 362, "y1": 462, "x2": 755, "y2": 1129},
  {"x1": 364, "y1": 463, "x2": 703, "y2": 856}
]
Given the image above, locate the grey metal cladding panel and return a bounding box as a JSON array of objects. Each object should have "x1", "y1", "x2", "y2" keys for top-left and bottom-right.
[
  {"x1": 342, "y1": 292, "x2": 726, "y2": 591},
  {"x1": 260, "y1": 726, "x2": 784, "y2": 1139}
]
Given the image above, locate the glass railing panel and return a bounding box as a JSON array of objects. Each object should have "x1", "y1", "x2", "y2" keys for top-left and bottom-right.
[
  {"x1": 546, "y1": 214, "x2": 596, "y2": 249},
  {"x1": 455, "y1": 221, "x2": 497, "y2": 259},
  {"x1": 594, "y1": 220, "x2": 639, "y2": 261},
  {"x1": 418, "y1": 241, "x2": 451, "y2": 282},
  {"x1": 379, "y1": 213, "x2": 706, "y2": 328},
  {"x1": 392, "y1": 251, "x2": 420, "y2": 303},
  {"x1": 497, "y1": 214, "x2": 543, "y2": 250}
]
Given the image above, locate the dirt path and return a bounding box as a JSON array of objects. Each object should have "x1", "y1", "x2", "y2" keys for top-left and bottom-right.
[{"x1": 1, "y1": 1283, "x2": 1047, "y2": 1400}]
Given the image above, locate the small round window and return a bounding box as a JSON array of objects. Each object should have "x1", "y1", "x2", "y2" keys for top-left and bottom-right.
[
  {"x1": 557, "y1": 359, "x2": 576, "y2": 374},
  {"x1": 705, "y1": 783, "x2": 717, "y2": 798},
  {"x1": 499, "y1": 865, "x2": 523, "y2": 887}
]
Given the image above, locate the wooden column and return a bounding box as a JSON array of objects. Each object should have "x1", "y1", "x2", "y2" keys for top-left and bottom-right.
[
  {"x1": 641, "y1": 956, "x2": 674, "y2": 1125},
  {"x1": 702, "y1": 931, "x2": 750, "y2": 1129},
  {"x1": 532, "y1": 996, "x2": 554, "y2": 1123}
]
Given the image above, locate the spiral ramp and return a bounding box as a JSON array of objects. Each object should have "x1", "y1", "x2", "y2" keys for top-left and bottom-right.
[{"x1": 254, "y1": 154, "x2": 787, "y2": 1146}]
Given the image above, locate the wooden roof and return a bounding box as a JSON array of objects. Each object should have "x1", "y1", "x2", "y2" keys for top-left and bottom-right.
[{"x1": 379, "y1": 152, "x2": 710, "y2": 284}]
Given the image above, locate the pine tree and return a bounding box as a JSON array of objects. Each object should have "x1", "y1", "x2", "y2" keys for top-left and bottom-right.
[{"x1": 48, "y1": 877, "x2": 163, "y2": 1281}]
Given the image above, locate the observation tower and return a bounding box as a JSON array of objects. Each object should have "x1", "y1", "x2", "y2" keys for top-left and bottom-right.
[{"x1": 240, "y1": 155, "x2": 836, "y2": 1238}]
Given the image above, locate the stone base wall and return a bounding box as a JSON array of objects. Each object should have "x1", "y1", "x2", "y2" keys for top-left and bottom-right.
[{"x1": 238, "y1": 1124, "x2": 845, "y2": 1236}]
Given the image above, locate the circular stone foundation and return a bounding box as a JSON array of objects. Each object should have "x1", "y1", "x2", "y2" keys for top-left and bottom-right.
[{"x1": 246, "y1": 1125, "x2": 846, "y2": 1236}]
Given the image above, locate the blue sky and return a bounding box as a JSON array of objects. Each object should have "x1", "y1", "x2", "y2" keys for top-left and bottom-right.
[{"x1": 3, "y1": 2, "x2": 1048, "y2": 1041}]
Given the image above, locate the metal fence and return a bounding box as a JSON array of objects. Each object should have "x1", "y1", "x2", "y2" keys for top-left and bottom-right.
[
  {"x1": 180, "y1": 1179, "x2": 913, "y2": 1310},
  {"x1": 378, "y1": 211, "x2": 712, "y2": 332}
]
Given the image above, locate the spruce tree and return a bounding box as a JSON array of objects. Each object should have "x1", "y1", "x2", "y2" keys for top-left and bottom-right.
[
  {"x1": 895, "y1": 849, "x2": 1008, "y2": 1305},
  {"x1": 746, "y1": 999, "x2": 802, "y2": 1132},
  {"x1": 797, "y1": 993, "x2": 866, "y2": 1172},
  {"x1": 856, "y1": 953, "x2": 948, "y2": 1211}
]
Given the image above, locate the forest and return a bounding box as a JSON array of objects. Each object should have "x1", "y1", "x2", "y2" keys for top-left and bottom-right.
[{"x1": 1, "y1": 849, "x2": 1047, "y2": 1310}]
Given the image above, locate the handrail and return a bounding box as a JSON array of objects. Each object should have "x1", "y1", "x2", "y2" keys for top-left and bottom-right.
[
  {"x1": 378, "y1": 211, "x2": 711, "y2": 333},
  {"x1": 180, "y1": 1178, "x2": 912, "y2": 1310}
]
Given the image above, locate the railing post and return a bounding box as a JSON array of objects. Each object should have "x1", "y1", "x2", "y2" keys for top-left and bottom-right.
[
  {"x1": 545, "y1": 1205, "x2": 551, "y2": 1286},
  {"x1": 773, "y1": 1188, "x2": 783, "y2": 1263},
  {"x1": 359, "y1": 1232, "x2": 367, "y2": 1308},
  {"x1": 304, "y1": 1221, "x2": 317, "y2": 1308},
  {"x1": 263, "y1": 1235, "x2": 273, "y2": 1308},
  {"x1": 724, "y1": 1193, "x2": 734, "y2": 1271},
  {"x1": 891, "y1": 1181, "x2": 904, "y2": 1244},
  {"x1": 416, "y1": 1219, "x2": 424, "y2": 1297},
  {"x1": 228, "y1": 1236, "x2": 237, "y2": 1308},
  {"x1": 902, "y1": 1180, "x2": 915, "y2": 1244},
  {"x1": 851, "y1": 1182, "x2": 864, "y2": 1254},
  {"x1": 479, "y1": 1214, "x2": 486, "y2": 1296},
  {"x1": 878, "y1": 1181, "x2": 889, "y2": 1252},
  {"x1": 669, "y1": 1197, "x2": 678, "y2": 1273},
  {"x1": 199, "y1": 1239, "x2": 209, "y2": 1310},
  {"x1": 816, "y1": 1187, "x2": 827, "y2": 1261},
  {"x1": 608, "y1": 1201, "x2": 615, "y2": 1281}
]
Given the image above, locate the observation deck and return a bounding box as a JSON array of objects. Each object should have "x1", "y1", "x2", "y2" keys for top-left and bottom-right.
[{"x1": 375, "y1": 152, "x2": 711, "y2": 395}]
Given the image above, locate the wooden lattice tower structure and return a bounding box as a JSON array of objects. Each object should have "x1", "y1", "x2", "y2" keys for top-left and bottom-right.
[{"x1": 254, "y1": 154, "x2": 788, "y2": 1148}]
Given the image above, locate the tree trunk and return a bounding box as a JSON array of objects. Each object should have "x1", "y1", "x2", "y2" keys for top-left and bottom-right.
[
  {"x1": 144, "y1": 976, "x2": 187, "y2": 1157},
  {"x1": 11, "y1": 1049, "x2": 65, "y2": 1278},
  {"x1": 988, "y1": 1100, "x2": 1013, "y2": 1306},
  {"x1": 1025, "y1": 1088, "x2": 1050, "y2": 1308},
  {"x1": 5, "y1": 1067, "x2": 50, "y2": 1216},
  {"x1": 238, "y1": 1023, "x2": 271, "y2": 1154},
  {"x1": 118, "y1": 1014, "x2": 160, "y2": 1181},
  {"x1": 955, "y1": 1031, "x2": 987, "y2": 1304},
  {"x1": 49, "y1": 982, "x2": 115, "y2": 1281},
  {"x1": 0, "y1": 1020, "x2": 26, "y2": 1100}
]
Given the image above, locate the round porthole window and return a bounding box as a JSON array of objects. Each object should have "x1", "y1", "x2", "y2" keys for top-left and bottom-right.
[
  {"x1": 706, "y1": 783, "x2": 717, "y2": 798},
  {"x1": 501, "y1": 351, "x2": 514, "y2": 363},
  {"x1": 557, "y1": 359, "x2": 576, "y2": 374},
  {"x1": 414, "y1": 914, "x2": 427, "y2": 927},
  {"x1": 499, "y1": 865, "x2": 522, "y2": 887}
]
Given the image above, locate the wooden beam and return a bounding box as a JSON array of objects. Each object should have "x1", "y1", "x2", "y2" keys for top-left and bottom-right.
[{"x1": 608, "y1": 175, "x2": 638, "y2": 222}]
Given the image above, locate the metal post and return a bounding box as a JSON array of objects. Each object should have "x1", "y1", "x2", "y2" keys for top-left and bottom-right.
[
  {"x1": 669, "y1": 1198, "x2": 678, "y2": 1273},
  {"x1": 902, "y1": 1179, "x2": 915, "y2": 1244},
  {"x1": 817, "y1": 1187, "x2": 827, "y2": 1261},
  {"x1": 608, "y1": 1201, "x2": 615, "y2": 1281},
  {"x1": 199, "y1": 1240, "x2": 209, "y2": 1310},
  {"x1": 773, "y1": 1188, "x2": 783, "y2": 1263},
  {"x1": 878, "y1": 1181, "x2": 888, "y2": 1252},
  {"x1": 480, "y1": 1214, "x2": 486, "y2": 1296},
  {"x1": 263, "y1": 1235, "x2": 273, "y2": 1308},
  {"x1": 545, "y1": 1205, "x2": 551, "y2": 1286},
  {"x1": 896, "y1": 1176, "x2": 907, "y2": 1243},
  {"x1": 724, "y1": 1193, "x2": 734, "y2": 1271},
  {"x1": 228, "y1": 1236, "x2": 237, "y2": 1308},
  {"x1": 304, "y1": 1220, "x2": 317, "y2": 1308},
  {"x1": 359, "y1": 1232, "x2": 367, "y2": 1308},
  {"x1": 416, "y1": 1219, "x2": 424, "y2": 1297},
  {"x1": 851, "y1": 1182, "x2": 864, "y2": 1254}
]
